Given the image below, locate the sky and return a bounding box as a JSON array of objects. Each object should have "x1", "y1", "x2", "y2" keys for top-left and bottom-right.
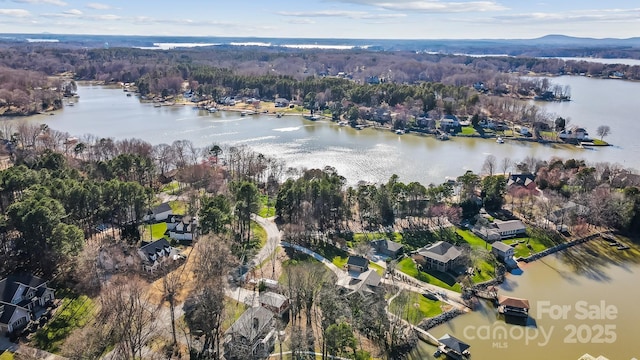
[{"x1": 0, "y1": 0, "x2": 639, "y2": 39}]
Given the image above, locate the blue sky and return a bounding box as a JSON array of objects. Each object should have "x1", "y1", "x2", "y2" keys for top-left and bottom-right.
[{"x1": 0, "y1": 0, "x2": 639, "y2": 39}]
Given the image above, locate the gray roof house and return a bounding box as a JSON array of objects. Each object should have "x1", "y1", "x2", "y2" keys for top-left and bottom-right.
[
  {"x1": 494, "y1": 220, "x2": 526, "y2": 239},
  {"x1": 138, "y1": 238, "x2": 178, "y2": 273},
  {"x1": 0, "y1": 274, "x2": 55, "y2": 335},
  {"x1": 336, "y1": 269, "x2": 382, "y2": 295},
  {"x1": 412, "y1": 241, "x2": 463, "y2": 272},
  {"x1": 224, "y1": 306, "x2": 276, "y2": 360},
  {"x1": 166, "y1": 215, "x2": 198, "y2": 244},
  {"x1": 492, "y1": 241, "x2": 516, "y2": 267},
  {"x1": 370, "y1": 239, "x2": 404, "y2": 258},
  {"x1": 143, "y1": 202, "x2": 172, "y2": 222},
  {"x1": 259, "y1": 292, "x2": 290, "y2": 317},
  {"x1": 346, "y1": 256, "x2": 369, "y2": 273}
]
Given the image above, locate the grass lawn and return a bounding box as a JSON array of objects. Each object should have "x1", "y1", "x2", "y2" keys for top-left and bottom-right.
[
  {"x1": 472, "y1": 259, "x2": 495, "y2": 283},
  {"x1": 504, "y1": 237, "x2": 549, "y2": 258},
  {"x1": 33, "y1": 294, "x2": 94, "y2": 354},
  {"x1": 168, "y1": 200, "x2": 186, "y2": 215},
  {"x1": 397, "y1": 258, "x2": 462, "y2": 292},
  {"x1": 160, "y1": 181, "x2": 179, "y2": 194},
  {"x1": 221, "y1": 299, "x2": 248, "y2": 332},
  {"x1": 460, "y1": 126, "x2": 477, "y2": 135},
  {"x1": 0, "y1": 352, "x2": 14, "y2": 360},
  {"x1": 140, "y1": 222, "x2": 168, "y2": 240},
  {"x1": 251, "y1": 220, "x2": 268, "y2": 249},
  {"x1": 592, "y1": 139, "x2": 609, "y2": 146},
  {"x1": 456, "y1": 229, "x2": 488, "y2": 249},
  {"x1": 258, "y1": 194, "x2": 276, "y2": 218},
  {"x1": 369, "y1": 262, "x2": 385, "y2": 275},
  {"x1": 312, "y1": 244, "x2": 349, "y2": 269},
  {"x1": 390, "y1": 291, "x2": 442, "y2": 325}
]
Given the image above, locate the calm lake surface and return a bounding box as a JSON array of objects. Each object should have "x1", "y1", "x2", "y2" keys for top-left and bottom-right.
[
  {"x1": 7, "y1": 79, "x2": 640, "y2": 357},
  {"x1": 409, "y1": 246, "x2": 640, "y2": 359},
  {"x1": 9, "y1": 77, "x2": 640, "y2": 185}
]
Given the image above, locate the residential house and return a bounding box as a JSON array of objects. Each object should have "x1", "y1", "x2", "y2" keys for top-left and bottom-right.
[
  {"x1": 412, "y1": 241, "x2": 462, "y2": 272},
  {"x1": 439, "y1": 115, "x2": 460, "y2": 132},
  {"x1": 370, "y1": 239, "x2": 403, "y2": 258},
  {"x1": 415, "y1": 116, "x2": 436, "y2": 130},
  {"x1": 366, "y1": 76, "x2": 381, "y2": 85},
  {"x1": 346, "y1": 256, "x2": 369, "y2": 273},
  {"x1": 0, "y1": 274, "x2": 55, "y2": 335},
  {"x1": 166, "y1": 215, "x2": 198, "y2": 244},
  {"x1": 610, "y1": 169, "x2": 640, "y2": 188},
  {"x1": 224, "y1": 306, "x2": 275, "y2": 360},
  {"x1": 472, "y1": 226, "x2": 501, "y2": 242},
  {"x1": 143, "y1": 202, "x2": 172, "y2": 222},
  {"x1": 274, "y1": 98, "x2": 289, "y2": 108},
  {"x1": 494, "y1": 220, "x2": 527, "y2": 239},
  {"x1": 559, "y1": 127, "x2": 590, "y2": 142},
  {"x1": 259, "y1": 292, "x2": 290, "y2": 318},
  {"x1": 547, "y1": 201, "x2": 589, "y2": 226},
  {"x1": 507, "y1": 174, "x2": 537, "y2": 191},
  {"x1": 492, "y1": 241, "x2": 515, "y2": 262},
  {"x1": 336, "y1": 269, "x2": 381, "y2": 295},
  {"x1": 138, "y1": 238, "x2": 178, "y2": 273}
]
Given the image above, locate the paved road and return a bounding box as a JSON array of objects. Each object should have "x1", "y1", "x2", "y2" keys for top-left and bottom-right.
[{"x1": 250, "y1": 215, "x2": 282, "y2": 269}]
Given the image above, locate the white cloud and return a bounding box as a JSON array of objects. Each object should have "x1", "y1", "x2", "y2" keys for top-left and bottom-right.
[
  {"x1": 491, "y1": 8, "x2": 640, "y2": 23},
  {"x1": 13, "y1": 0, "x2": 67, "y2": 6},
  {"x1": 0, "y1": 8, "x2": 30, "y2": 17},
  {"x1": 86, "y1": 2, "x2": 110, "y2": 10},
  {"x1": 327, "y1": 0, "x2": 507, "y2": 13},
  {"x1": 278, "y1": 10, "x2": 406, "y2": 19},
  {"x1": 64, "y1": 8, "x2": 82, "y2": 15}
]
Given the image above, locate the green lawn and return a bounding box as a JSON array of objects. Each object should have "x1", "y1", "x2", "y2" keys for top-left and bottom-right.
[
  {"x1": 397, "y1": 258, "x2": 462, "y2": 292},
  {"x1": 472, "y1": 259, "x2": 495, "y2": 283},
  {"x1": 460, "y1": 126, "x2": 477, "y2": 135},
  {"x1": 369, "y1": 261, "x2": 385, "y2": 275},
  {"x1": 160, "y1": 181, "x2": 179, "y2": 194},
  {"x1": 592, "y1": 139, "x2": 609, "y2": 145},
  {"x1": 313, "y1": 244, "x2": 350, "y2": 269},
  {"x1": 390, "y1": 291, "x2": 442, "y2": 325},
  {"x1": 142, "y1": 222, "x2": 167, "y2": 240},
  {"x1": 221, "y1": 299, "x2": 248, "y2": 332},
  {"x1": 251, "y1": 221, "x2": 268, "y2": 249},
  {"x1": 33, "y1": 295, "x2": 94, "y2": 354},
  {"x1": 0, "y1": 352, "x2": 14, "y2": 360},
  {"x1": 168, "y1": 200, "x2": 186, "y2": 215},
  {"x1": 456, "y1": 229, "x2": 488, "y2": 249}
]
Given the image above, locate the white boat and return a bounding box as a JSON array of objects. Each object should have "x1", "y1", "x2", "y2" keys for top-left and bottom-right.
[
  {"x1": 207, "y1": 107, "x2": 218, "y2": 113},
  {"x1": 395, "y1": 129, "x2": 405, "y2": 135},
  {"x1": 496, "y1": 136, "x2": 504, "y2": 144},
  {"x1": 338, "y1": 121, "x2": 348, "y2": 126}
]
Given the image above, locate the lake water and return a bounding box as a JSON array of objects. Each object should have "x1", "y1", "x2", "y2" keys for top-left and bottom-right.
[
  {"x1": 411, "y1": 245, "x2": 640, "y2": 359},
  {"x1": 6, "y1": 79, "x2": 640, "y2": 357},
  {"x1": 8, "y1": 78, "x2": 640, "y2": 185}
]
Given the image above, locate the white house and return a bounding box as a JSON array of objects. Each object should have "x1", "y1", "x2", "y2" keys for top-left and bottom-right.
[
  {"x1": 0, "y1": 274, "x2": 55, "y2": 335},
  {"x1": 166, "y1": 215, "x2": 198, "y2": 243},
  {"x1": 138, "y1": 238, "x2": 177, "y2": 273},
  {"x1": 493, "y1": 220, "x2": 527, "y2": 239},
  {"x1": 491, "y1": 241, "x2": 515, "y2": 262},
  {"x1": 143, "y1": 202, "x2": 172, "y2": 222}
]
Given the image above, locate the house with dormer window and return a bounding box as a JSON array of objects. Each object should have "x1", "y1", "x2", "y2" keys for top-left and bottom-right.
[
  {"x1": 0, "y1": 274, "x2": 55, "y2": 335},
  {"x1": 138, "y1": 238, "x2": 179, "y2": 273}
]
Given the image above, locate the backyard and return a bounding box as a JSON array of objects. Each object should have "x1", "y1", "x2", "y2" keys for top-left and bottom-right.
[
  {"x1": 397, "y1": 258, "x2": 462, "y2": 292},
  {"x1": 389, "y1": 291, "x2": 443, "y2": 325}
]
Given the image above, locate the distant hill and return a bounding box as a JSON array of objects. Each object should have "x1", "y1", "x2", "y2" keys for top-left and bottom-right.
[{"x1": 1, "y1": 33, "x2": 640, "y2": 59}]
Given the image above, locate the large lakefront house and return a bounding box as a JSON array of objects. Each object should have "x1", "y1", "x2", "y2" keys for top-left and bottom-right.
[
  {"x1": 412, "y1": 241, "x2": 463, "y2": 272},
  {"x1": 0, "y1": 274, "x2": 55, "y2": 335}
]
